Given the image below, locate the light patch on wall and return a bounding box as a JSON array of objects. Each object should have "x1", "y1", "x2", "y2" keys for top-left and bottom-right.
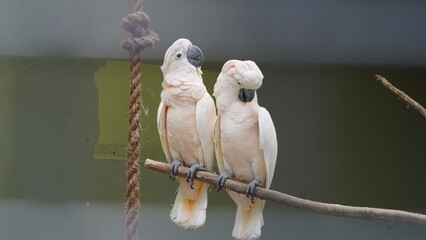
[{"x1": 93, "y1": 60, "x2": 219, "y2": 161}]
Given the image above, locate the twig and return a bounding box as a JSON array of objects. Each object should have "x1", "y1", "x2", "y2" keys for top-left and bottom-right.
[
  {"x1": 375, "y1": 74, "x2": 426, "y2": 119},
  {"x1": 144, "y1": 159, "x2": 426, "y2": 227}
]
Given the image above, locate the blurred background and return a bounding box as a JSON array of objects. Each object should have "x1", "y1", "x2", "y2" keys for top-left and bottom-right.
[{"x1": 0, "y1": 0, "x2": 425, "y2": 239}]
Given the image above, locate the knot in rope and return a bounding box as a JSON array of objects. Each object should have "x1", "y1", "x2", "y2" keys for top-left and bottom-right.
[{"x1": 121, "y1": 11, "x2": 159, "y2": 53}]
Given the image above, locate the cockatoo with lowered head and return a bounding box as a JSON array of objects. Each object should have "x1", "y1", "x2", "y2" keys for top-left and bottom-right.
[
  {"x1": 157, "y1": 38, "x2": 216, "y2": 229},
  {"x1": 214, "y1": 60, "x2": 278, "y2": 240}
]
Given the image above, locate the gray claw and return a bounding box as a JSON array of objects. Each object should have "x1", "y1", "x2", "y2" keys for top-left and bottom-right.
[
  {"x1": 186, "y1": 163, "x2": 206, "y2": 189},
  {"x1": 169, "y1": 160, "x2": 183, "y2": 180},
  {"x1": 246, "y1": 179, "x2": 262, "y2": 203},
  {"x1": 216, "y1": 172, "x2": 235, "y2": 192}
]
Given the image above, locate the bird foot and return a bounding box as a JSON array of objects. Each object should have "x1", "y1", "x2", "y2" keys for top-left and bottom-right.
[
  {"x1": 246, "y1": 179, "x2": 262, "y2": 203},
  {"x1": 169, "y1": 160, "x2": 184, "y2": 180},
  {"x1": 216, "y1": 172, "x2": 235, "y2": 192},
  {"x1": 186, "y1": 163, "x2": 206, "y2": 189}
]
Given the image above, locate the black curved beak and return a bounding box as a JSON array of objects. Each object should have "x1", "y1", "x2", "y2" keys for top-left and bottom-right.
[
  {"x1": 187, "y1": 45, "x2": 204, "y2": 68},
  {"x1": 238, "y1": 88, "x2": 256, "y2": 102}
]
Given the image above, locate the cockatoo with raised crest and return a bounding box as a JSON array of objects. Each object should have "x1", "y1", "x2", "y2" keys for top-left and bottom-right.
[
  {"x1": 157, "y1": 38, "x2": 216, "y2": 229},
  {"x1": 214, "y1": 60, "x2": 278, "y2": 240}
]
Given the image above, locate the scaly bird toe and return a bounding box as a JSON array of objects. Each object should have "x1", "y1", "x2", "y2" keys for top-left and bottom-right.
[
  {"x1": 216, "y1": 172, "x2": 235, "y2": 192},
  {"x1": 186, "y1": 163, "x2": 206, "y2": 189},
  {"x1": 169, "y1": 160, "x2": 184, "y2": 180},
  {"x1": 246, "y1": 178, "x2": 262, "y2": 203}
]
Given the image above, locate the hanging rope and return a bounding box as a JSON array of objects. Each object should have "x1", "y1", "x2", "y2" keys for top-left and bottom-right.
[{"x1": 121, "y1": 1, "x2": 159, "y2": 240}]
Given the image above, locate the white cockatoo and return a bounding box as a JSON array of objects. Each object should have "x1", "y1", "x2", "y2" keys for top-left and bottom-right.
[
  {"x1": 213, "y1": 60, "x2": 278, "y2": 240},
  {"x1": 157, "y1": 38, "x2": 216, "y2": 229}
]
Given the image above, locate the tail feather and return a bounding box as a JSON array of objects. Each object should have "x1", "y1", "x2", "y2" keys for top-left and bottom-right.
[
  {"x1": 229, "y1": 191, "x2": 265, "y2": 240},
  {"x1": 170, "y1": 178, "x2": 208, "y2": 229}
]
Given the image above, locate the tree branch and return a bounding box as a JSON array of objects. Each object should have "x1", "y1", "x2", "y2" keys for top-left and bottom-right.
[
  {"x1": 144, "y1": 159, "x2": 426, "y2": 227},
  {"x1": 375, "y1": 74, "x2": 426, "y2": 119}
]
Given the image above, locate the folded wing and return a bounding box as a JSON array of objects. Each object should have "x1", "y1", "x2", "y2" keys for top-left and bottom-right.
[
  {"x1": 258, "y1": 107, "x2": 278, "y2": 189},
  {"x1": 157, "y1": 102, "x2": 173, "y2": 163},
  {"x1": 195, "y1": 93, "x2": 216, "y2": 171}
]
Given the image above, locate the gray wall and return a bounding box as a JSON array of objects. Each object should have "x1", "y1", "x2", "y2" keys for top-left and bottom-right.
[{"x1": 1, "y1": 0, "x2": 426, "y2": 65}]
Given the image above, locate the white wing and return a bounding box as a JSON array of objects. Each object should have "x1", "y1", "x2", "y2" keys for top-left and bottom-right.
[
  {"x1": 258, "y1": 107, "x2": 278, "y2": 189},
  {"x1": 195, "y1": 93, "x2": 217, "y2": 171},
  {"x1": 157, "y1": 102, "x2": 173, "y2": 163},
  {"x1": 213, "y1": 115, "x2": 225, "y2": 174}
]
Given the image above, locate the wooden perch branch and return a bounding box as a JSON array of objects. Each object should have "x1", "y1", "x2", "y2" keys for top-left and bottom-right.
[
  {"x1": 145, "y1": 159, "x2": 426, "y2": 227},
  {"x1": 375, "y1": 74, "x2": 426, "y2": 119}
]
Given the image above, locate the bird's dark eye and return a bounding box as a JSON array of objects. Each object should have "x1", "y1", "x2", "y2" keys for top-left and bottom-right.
[{"x1": 177, "y1": 53, "x2": 182, "y2": 58}]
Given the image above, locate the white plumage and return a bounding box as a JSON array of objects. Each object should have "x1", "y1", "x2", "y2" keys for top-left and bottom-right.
[
  {"x1": 214, "y1": 60, "x2": 278, "y2": 240},
  {"x1": 157, "y1": 38, "x2": 216, "y2": 229}
]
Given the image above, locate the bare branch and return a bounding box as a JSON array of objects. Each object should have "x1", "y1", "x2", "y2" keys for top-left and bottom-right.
[
  {"x1": 375, "y1": 74, "x2": 426, "y2": 119},
  {"x1": 144, "y1": 159, "x2": 426, "y2": 227}
]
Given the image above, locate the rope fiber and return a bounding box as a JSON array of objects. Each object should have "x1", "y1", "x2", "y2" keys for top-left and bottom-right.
[{"x1": 121, "y1": 0, "x2": 159, "y2": 239}]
